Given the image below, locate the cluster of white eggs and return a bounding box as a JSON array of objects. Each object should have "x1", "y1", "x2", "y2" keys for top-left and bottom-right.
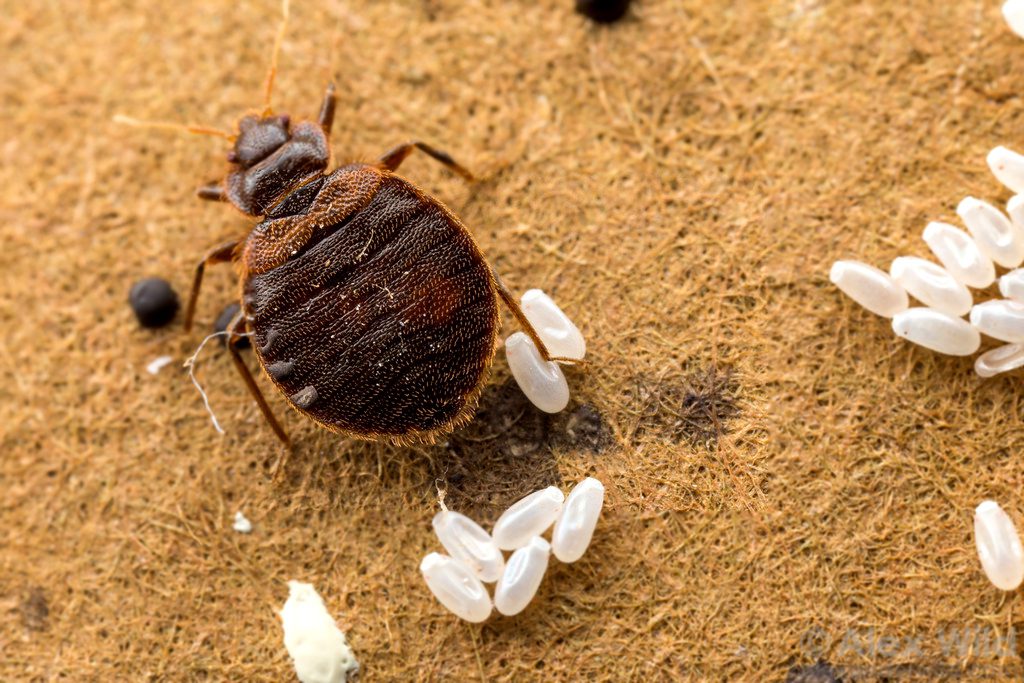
[
  {"x1": 505, "y1": 289, "x2": 586, "y2": 413},
  {"x1": 975, "y1": 501, "x2": 1024, "y2": 592},
  {"x1": 830, "y1": 146, "x2": 1024, "y2": 377},
  {"x1": 420, "y1": 478, "x2": 605, "y2": 622}
]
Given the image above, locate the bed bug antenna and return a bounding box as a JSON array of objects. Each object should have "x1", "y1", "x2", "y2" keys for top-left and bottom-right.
[
  {"x1": 112, "y1": 114, "x2": 235, "y2": 141},
  {"x1": 263, "y1": 0, "x2": 291, "y2": 115}
]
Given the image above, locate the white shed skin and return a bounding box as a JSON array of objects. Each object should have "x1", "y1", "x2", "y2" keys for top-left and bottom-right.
[{"x1": 279, "y1": 581, "x2": 359, "y2": 683}]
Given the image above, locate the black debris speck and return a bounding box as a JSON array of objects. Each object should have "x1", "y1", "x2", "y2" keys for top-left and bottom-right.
[
  {"x1": 575, "y1": 0, "x2": 631, "y2": 24},
  {"x1": 129, "y1": 277, "x2": 179, "y2": 328},
  {"x1": 214, "y1": 302, "x2": 249, "y2": 348}
]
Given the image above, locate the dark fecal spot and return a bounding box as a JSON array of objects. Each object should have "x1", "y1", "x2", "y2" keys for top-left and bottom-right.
[
  {"x1": 433, "y1": 385, "x2": 618, "y2": 518},
  {"x1": 291, "y1": 385, "x2": 318, "y2": 408},
  {"x1": 551, "y1": 404, "x2": 613, "y2": 453},
  {"x1": 20, "y1": 587, "x2": 49, "y2": 632},
  {"x1": 675, "y1": 366, "x2": 740, "y2": 448},
  {"x1": 458, "y1": 378, "x2": 549, "y2": 456},
  {"x1": 435, "y1": 379, "x2": 561, "y2": 517},
  {"x1": 785, "y1": 661, "x2": 841, "y2": 683},
  {"x1": 260, "y1": 329, "x2": 280, "y2": 356},
  {"x1": 628, "y1": 364, "x2": 740, "y2": 449},
  {"x1": 267, "y1": 360, "x2": 294, "y2": 380}
]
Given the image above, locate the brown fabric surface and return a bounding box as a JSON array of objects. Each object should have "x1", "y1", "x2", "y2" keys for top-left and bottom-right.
[{"x1": 3, "y1": 0, "x2": 1024, "y2": 680}]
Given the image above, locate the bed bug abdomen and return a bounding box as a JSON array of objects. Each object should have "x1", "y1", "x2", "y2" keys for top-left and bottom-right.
[{"x1": 241, "y1": 165, "x2": 499, "y2": 442}]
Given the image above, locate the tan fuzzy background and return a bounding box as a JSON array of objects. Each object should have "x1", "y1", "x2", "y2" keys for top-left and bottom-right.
[{"x1": 4, "y1": 0, "x2": 1024, "y2": 680}]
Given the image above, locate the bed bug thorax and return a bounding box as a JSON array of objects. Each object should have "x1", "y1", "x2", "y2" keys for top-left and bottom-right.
[{"x1": 118, "y1": 3, "x2": 580, "y2": 448}]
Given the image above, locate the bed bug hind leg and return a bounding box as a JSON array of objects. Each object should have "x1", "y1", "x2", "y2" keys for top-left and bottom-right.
[
  {"x1": 491, "y1": 267, "x2": 585, "y2": 366},
  {"x1": 184, "y1": 239, "x2": 240, "y2": 332},
  {"x1": 227, "y1": 312, "x2": 292, "y2": 451},
  {"x1": 377, "y1": 141, "x2": 475, "y2": 182}
]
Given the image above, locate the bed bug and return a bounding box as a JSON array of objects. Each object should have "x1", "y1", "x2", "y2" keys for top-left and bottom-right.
[{"x1": 156, "y1": 7, "x2": 578, "y2": 448}]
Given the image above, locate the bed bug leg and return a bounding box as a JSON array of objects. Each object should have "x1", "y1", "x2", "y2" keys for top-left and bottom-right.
[
  {"x1": 184, "y1": 239, "x2": 240, "y2": 332},
  {"x1": 317, "y1": 82, "x2": 337, "y2": 136},
  {"x1": 197, "y1": 183, "x2": 227, "y2": 202},
  {"x1": 227, "y1": 311, "x2": 292, "y2": 448},
  {"x1": 491, "y1": 268, "x2": 584, "y2": 366},
  {"x1": 377, "y1": 141, "x2": 475, "y2": 182}
]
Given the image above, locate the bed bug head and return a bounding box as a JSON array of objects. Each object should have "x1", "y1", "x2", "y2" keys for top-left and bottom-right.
[
  {"x1": 222, "y1": 110, "x2": 331, "y2": 216},
  {"x1": 229, "y1": 114, "x2": 291, "y2": 168}
]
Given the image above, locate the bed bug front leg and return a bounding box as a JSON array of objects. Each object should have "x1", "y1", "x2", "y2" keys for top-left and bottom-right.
[
  {"x1": 183, "y1": 239, "x2": 240, "y2": 332},
  {"x1": 226, "y1": 310, "x2": 291, "y2": 448},
  {"x1": 491, "y1": 268, "x2": 583, "y2": 366},
  {"x1": 377, "y1": 141, "x2": 475, "y2": 181}
]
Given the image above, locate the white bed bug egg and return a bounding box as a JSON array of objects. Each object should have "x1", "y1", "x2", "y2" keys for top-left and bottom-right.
[
  {"x1": 999, "y1": 269, "x2": 1024, "y2": 302},
  {"x1": 494, "y1": 536, "x2": 551, "y2": 617},
  {"x1": 505, "y1": 332, "x2": 570, "y2": 413},
  {"x1": 975, "y1": 501, "x2": 1024, "y2": 591},
  {"x1": 232, "y1": 510, "x2": 252, "y2": 533},
  {"x1": 432, "y1": 510, "x2": 505, "y2": 583},
  {"x1": 891, "y1": 307, "x2": 981, "y2": 356},
  {"x1": 520, "y1": 289, "x2": 586, "y2": 360},
  {"x1": 1008, "y1": 194, "x2": 1024, "y2": 233},
  {"x1": 957, "y1": 197, "x2": 1024, "y2": 268},
  {"x1": 889, "y1": 256, "x2": 973, "y2": 317},
  {"x1": 922, "y1": 222, "x2": 996, "y2": 289},
  {"x1": 987, "y1": 146, "x2": 1024, "y2": 194},
  {"x1": 279, "y1": 581, "x2": 359, "y2": 683},
  {"x1": 975, "y1": 344, "x2": 1024, "y2": 378},
  {"x1": 551, "y1": 477, "x2": 605, "y2": 563},
  {"x1": 829, "y1": 260, "x2": 908, "y2": 317},
  {"x1": 492, "y1": 486, "x2": 565, "y2": 551},
  {"x1": 419, "y1": 553, "x2": 492, "y2": 623},
  {"x1": 1004, "y1": 0, "x2": 1024, "y2": 38},
  {"x1": 969, "y1": 299, "x2": 1024, "y2": 343}
]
